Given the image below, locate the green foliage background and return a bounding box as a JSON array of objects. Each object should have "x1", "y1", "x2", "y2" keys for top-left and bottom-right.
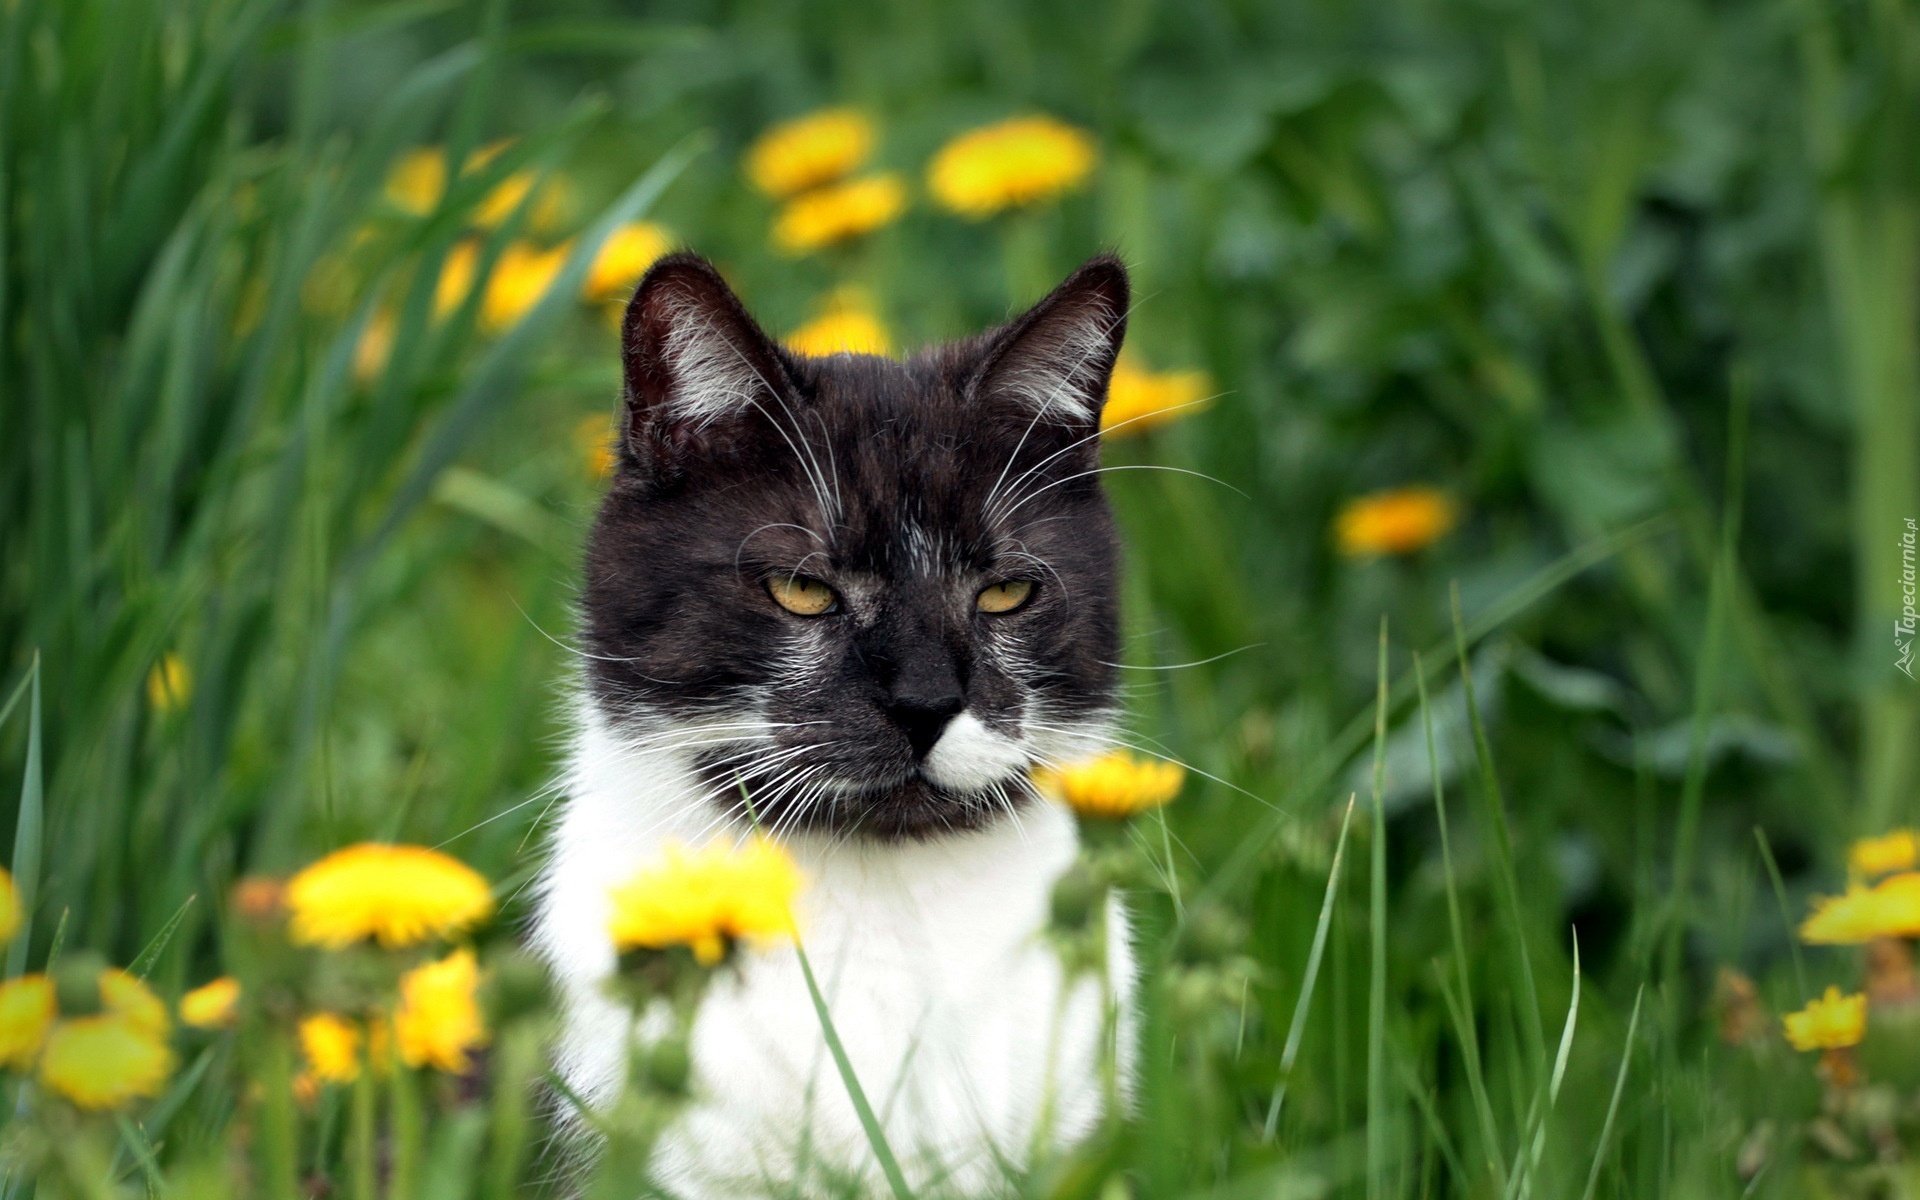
[{"x1": 1, "y1": 0, "x2": 1917, "y2": 1194}]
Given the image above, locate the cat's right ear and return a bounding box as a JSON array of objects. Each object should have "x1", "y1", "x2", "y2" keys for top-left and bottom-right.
[{"x1": 618, "y1": 253, "x2": 794, "y2": 487}]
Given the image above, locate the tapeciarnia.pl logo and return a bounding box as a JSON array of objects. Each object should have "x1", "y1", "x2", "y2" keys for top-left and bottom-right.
[{"x1": 1900, "y1": 517, "x2": 1917, "y2": 679}]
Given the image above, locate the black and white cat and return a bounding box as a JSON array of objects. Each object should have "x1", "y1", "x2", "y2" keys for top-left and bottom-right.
[{"x1": 532, "y1": 253, "x2": 1134, "y2": 1195}]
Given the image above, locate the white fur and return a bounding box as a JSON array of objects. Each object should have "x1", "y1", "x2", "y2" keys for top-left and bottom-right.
[
  {"x1": 922, "y1": 713, "x2": 1028, "y2": 793},
  {"x1": 987, "y1": 310, "x2": 1119, "y2": 423},
  {"x1": 662, "y1": 306, "x2": 767, "y2": 428},
  {"x1": 532, "y1": 706, "x2": 1133, "y2": 1197}
]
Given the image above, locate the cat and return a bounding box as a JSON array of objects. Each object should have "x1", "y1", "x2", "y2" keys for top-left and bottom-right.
[{"x1": 531, "y1": 251, "x2": 1134, "y2": 1197}]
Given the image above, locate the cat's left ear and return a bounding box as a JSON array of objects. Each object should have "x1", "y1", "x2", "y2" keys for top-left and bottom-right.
[{"x1": 970, "y1": 254, "x2": 1129, "y2": 432}]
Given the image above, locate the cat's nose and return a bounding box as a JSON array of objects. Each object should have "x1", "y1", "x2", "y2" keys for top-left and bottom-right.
[{"x1": 885, "y1": 693, "x2": 964, "y2": 760}]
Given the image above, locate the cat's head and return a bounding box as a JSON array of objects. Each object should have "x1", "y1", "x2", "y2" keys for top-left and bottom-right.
[{"x1": 581, "y1": 252, "x2": 1127, "y2": 839}]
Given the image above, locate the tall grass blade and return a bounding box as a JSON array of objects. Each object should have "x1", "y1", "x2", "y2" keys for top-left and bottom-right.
[
  {"x1": 1504, "y1": 936, "x2": 1580, "y2": 1200},
  {"x1": 7, "y1": 654, "x2": 41, "y2": 977},
  {"x1": 1263, "y1": 795, "x2": 1358, "y2": 1141},
  {"x1": 1431, "y1": 959, "x2": 1506, "y2": 1194},
  {"x1": 793, "y1": 940, "x2": 915, "y2": 1200},
  {"x1": 1451, "y1": 584, "x2": 1548, "y2": 1077},
  {"x1": 128, "y1": 895, "x2": 196, "y2": 978},
  {"x1": 1417, "y1": 653, "x2": 1503, "y2": 1188},
  {"x1": 1366, "y1": 618, "x2": 1391, "y2": 1199},
  {"x1": 1579, "y1": 986, "x2": 1646, "y2": 1200},
  {"x1": 1753, "y1": 827, "x2": 1809, "y2": 997}
]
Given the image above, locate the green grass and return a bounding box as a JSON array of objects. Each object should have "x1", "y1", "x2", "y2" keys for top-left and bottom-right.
[{"x1": 2, "y1": 0, "x2": 1916, "y2": 1195}]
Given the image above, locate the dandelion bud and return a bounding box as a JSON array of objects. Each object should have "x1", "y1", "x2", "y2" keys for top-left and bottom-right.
[
  {"x1": 1171, "y1": 969, "x2": 1220, "y2": 1024},
  {"x1": 1050, "y1": 861, "x2": 1104, "y2": 931},
  {"x1": 1179, "y1": 904, "x2": 1246, "y2": 965}
]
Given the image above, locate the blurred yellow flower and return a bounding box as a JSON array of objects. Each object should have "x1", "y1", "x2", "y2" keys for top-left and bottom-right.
[
  {"x1": 0, "y1": 866, "x2": 19, "y2": 944},
  {"x1": 772, "y1": 174, "x2": 907, "y2": 255},
  {"x1": 298, "y1": 1013, "x2": 361, "y2": 1086},
  {"x1": 232, "y1": 876, "x2": 285, "y2": 922},
  {"x1": 1033, "y1": 751, "x2": 1185, "y2": 820},
  {"x1": 745, "y1": 108, "x2": 875, "y2": 198},
  {"x1": 285, "y1": 843, "x2": 494, "y2": 950},
  {"x1": 584, "y1": 222, "x2": 673, "y2": 302},
  {"x1": 481, "y1": 242, "x2": 570, "y2": 332},
  {"x1": 40, "y1": 1013, "x2": 174, "y2": 1110},
  {"x1": 394, "y1": 949, "x2": 487, "y2": 1073},
  {"x1": 1852, "y1": 830, "x2": 1919, "y2": 880},
  {"x1": 927, "y1": 116, "x2": 1097, "y2": 219},
  {"x1": 474, "y1": 171, "x2": 571, "y2": 234},
  {"x1": 101, "y1": 969, "x2": 169, "y2": 1039},
  {"x1": 433, "y1": 242, "x2": 482, "y2": 318},
  {"x1": 1783, "y1": 986, "x2": 1867, "y2": 1052},
  {"x1": 385, "y1": 147, "x2": 450, "y2": 214},
  {"x1": 386, "y1": 144, "x2": 568, "y2": 234},
  {"x1": 0, "y1": 975, "x2": 55, "y2": 1069},
  {"x1": 786, "y1": 291, "x2": 891, "y2": 357},
  {"x1": 1335, "y1": 487, "x2": 1458, "y2": 557},
  {"x1": 608, "y1": 838, "x2": 803, "y2": 966},
  {"x1": 180, "y1": 977, "x2": 241, "y2": 1030},
  {"x1": 354, "y1": 310, "x2": 395, "y2": 384},
  {"x1": 576, "y1": 415, "x2": 617, "y2": 480},
  {"x1": 1800, "y1": 873, "x2": 1920, "y2": 944},
  {"x1": 1102, "y1": 357, "x2": 1212, "y2": 436},
  {"x1": 147, "y1": 653, "x2": 191, "y2": 714}
]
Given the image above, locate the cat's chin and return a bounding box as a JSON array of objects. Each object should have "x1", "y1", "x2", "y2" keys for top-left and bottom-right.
[
  {"x1": 841, "y1": 776, "x2": 1028, "y2": 840},
  {"x1": 726, "y1": 773, "x2": 1030, "y2": 842}
]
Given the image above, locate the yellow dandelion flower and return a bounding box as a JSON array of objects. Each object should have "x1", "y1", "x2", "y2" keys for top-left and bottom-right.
[
  {"x1": 745, "y1": 108, "x2": 875, "y2": 198},
  {"x1": 0, "y1": 866, "x2": 19, "y2": 944},
  {"x1": 608, "y1": 838, "x2": 803, "y2": 967},
  {"x1": 1032, "y1": 751, "x2": 1185, "y2": 820},
  {"x1": 394, "y1": 949, "x2": 487, "y2": 1073},
  {"x1": 1335, "y1": 487, "x2": 1458, "y2": 557},
  {"x1": 1783, "y1": 986, "x2": 1867, "y2": 1052},
  {"x1": 0, "y1": 975, "x2": 56, "y2": 1070},
  {"x1": 786, "y1": 291, "x2": 891, "y2": 357},
  {"x1": 298, "y1": 1013, "x2": 361, "y2": 1086},
  {"x1": 1101, "y1": 357, "x2": 1212, "y2": 437},
  {"x1": 146, "y1": 653, "x2": 191, "y2": 714},
  {"x1": 474, "y1": 171, "x2": 572, "y2": 235},
  {"x1": 927, "y1": 116, "x2": 1097, "y2": 219},
  {"x1": 100, "y1": 970, "x2": 168, "y2": 1040},
  {"x1": 584, "y1": 222, "x2": 673, "y2": 303},
  {"x1": 354, "y1": 310, "x2": 395, "y2": 384},
  {"x1": 481, "y1": 241, "x2": 570, "y2": 332},
  {"x1": 772, "y1": 174, "x2": 907, "y2": 255},
  {"x1": 576, "y1": 414, "x2": 617, "y2": 480},
  {"x1": 285, "y1": 843, "x2": 494, "y2": 950},
  {"x1": 39, "y1": 1013, "x2": 175, "y2": 1110},
  {"x1": 1852, "y1": 830, "x2": 1919, "y2": 880},
  {"x1": 1801, "y1": 872, "x2": 1920, "y2": 944},
  {"x1": 386, "y1": 144, "x2": 568, "y2": 233},
  {"x1": 433, "y1": 242, "x2": 481, "y2": 318},
  {"x1": 180, "y1": 978, "x2": 241, "y2": 1030},
  {"x1": 385, "y1": 147, "x2": 449, "y2": 215}
]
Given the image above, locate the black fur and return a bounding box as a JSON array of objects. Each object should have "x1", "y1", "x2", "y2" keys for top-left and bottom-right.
[{"x1": 581, "y1": 253, "x2": 1128, "y2": 839}]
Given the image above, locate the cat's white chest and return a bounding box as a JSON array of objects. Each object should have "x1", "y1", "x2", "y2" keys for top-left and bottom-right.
[{"x1": 531, "y1": 711, "x2": 1131, "y2": 1196}]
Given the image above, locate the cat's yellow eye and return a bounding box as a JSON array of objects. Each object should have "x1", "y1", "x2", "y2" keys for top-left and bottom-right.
[
  {"x1": 975, "y1": 580, "x2": 1034, "y2": 614},
  {"x1": 767, "y1": 575, "x2": 838, "y2": 616}
]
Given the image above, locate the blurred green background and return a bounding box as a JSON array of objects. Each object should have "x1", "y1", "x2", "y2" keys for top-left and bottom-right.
[{"x1": 3, "y1": 0, "x2": 1917, "y2": 1193}]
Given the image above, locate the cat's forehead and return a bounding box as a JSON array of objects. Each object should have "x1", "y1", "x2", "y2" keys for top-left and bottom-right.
[{"x1": 740, "y1": 353, "x2": 1048, "y2": 575}]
